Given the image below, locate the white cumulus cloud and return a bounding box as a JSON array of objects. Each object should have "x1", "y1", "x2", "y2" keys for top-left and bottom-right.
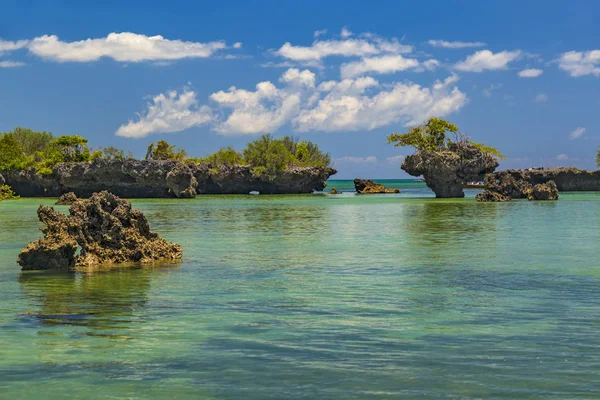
[
  {"x1": 535, "y1": 94, "x2": 548, "y2": 103},
  {"x1": 340, "y1": 55, "x2": 420, "y2": 78},
  {"x1": 569, "y1": 127, "x2": 586, "y2": 140},
  {"x1": 28, "y1": 32, "x2": 230, "y2": 62},
  {"x1": 117, "y1": 70, "x2": 468, "y2": 137},
  {"x1": 428, "y1": 40, "x2": 486, "y2": 49},
  {"x1": 557, "y1": 50, "x2": 600, "y2": 77},
  {"x1": 116, "y1": 88, "x2": 213, "y2": 138},
  {"x1": 274, "y1": 33, "x2": 412, "y2": 62},
  {"x1": 293, "y1": 74, "x2": 466, "y2": 132},
  {"x1": 454, "y1": 49, "x2": 521, "y2": 72},
  {"x1": 385, "y1": 155, "x2": 405, "y2": 163},
  {"x1": 518, "y1": 68, "x2": 543, "y2": 78},
  {"x1": 340, "y1": 27, "x2": 353, "y2": 38},
  {"x1": 556, "y1": 153, "x2": 569, "y2": 161}
]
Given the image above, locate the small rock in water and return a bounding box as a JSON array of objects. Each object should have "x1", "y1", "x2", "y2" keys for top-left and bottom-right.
[
  {"x1": 17, "y1": 191, "x2": 182, "y2": 271},
  {"x1": 353, "y1": 179, "x2": 399, "y2": 194},
  {"x1": 329, "y1": 188, "x2": 342, "y2": 194},
  {"x1": 528, "y1": 181, "x2": 559, "y2": 201}
]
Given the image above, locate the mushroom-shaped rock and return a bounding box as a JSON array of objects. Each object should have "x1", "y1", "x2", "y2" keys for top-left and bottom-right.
[
  {"x1": 55, "y1": 192, "x2": 78, "y2": 205},
  {"x1": 528, "y1": 181, "x2": 559, "y2": 201},
  {"x1": 402, "y1": 142, "x2": 499, "y2": 198},
  {"x1": 17, "y1": 191, "x2": 183, "y2": 270},
  {"x1": 354, "y1": 179, "x2": 400, "y2": 194}
]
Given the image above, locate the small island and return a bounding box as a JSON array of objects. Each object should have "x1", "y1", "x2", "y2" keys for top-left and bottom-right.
[{"x1": 0, "y1": 129, "x2": 336, "y2": 198}]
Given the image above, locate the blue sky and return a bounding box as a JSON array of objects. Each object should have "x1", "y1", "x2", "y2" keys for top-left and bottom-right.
[{"x1": 0, "y1": 0, "x2": 598, "y2": 178}]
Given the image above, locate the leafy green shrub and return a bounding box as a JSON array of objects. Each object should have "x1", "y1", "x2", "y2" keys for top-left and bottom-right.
[
  {"x1": 53, "y1": 135, "x2": 91, "y2": 162},
  {"x1": 243, "y1": 134, "x2": 294, "y2": 180},
  {"x1": 198, "y1": 146, "x2": 244, "y2": 167},
  {"x1": 0, "y1": 134, "x2": 29, "y2": 171}
]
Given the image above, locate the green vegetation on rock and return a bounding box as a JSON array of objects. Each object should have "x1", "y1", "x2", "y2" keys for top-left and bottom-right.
[
  {"x1": 145, "y1": 140, "x2": 187, "y2": 161},
  {"x1": 387, "y1": 117, "x2": 505, "y2": 159},
  {"x1": 0, "y1": 184, "x2": 19, "y2": 201}
]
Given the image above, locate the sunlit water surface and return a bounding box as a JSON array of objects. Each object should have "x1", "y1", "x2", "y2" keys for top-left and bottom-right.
[{"x1": 1, "y1": 180, "x2": 599, "y2": 399}]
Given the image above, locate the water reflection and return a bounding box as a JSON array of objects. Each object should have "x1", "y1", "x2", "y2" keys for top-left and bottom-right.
[{"x1": 18, "y1": 263, "x2": 178, "y2": 329}]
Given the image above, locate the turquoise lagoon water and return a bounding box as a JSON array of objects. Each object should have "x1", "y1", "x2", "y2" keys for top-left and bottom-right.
[{"x1": 1, "y1": 180, "x2": 600, "y2": 399}]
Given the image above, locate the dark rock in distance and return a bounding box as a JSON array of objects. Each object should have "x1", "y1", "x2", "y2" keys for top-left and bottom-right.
[
  {"x1": 17, "y1": 191, "x2": 182, "y2": 271},
  {"x1": 477, "y1": 171, "x2": 560, "y2": 202},
  {"x1": 402, "y1": 142, "x2": 499, "y2": 198},
  {"x1": 354, "y1": 179, "x2": 400, "y2": 194},
  {"x1": 329, "y1": 187, "x2": 342, "y2": 194},
  {"x1": 55, "y1": 192, "x2": 78, "y2": 205}
]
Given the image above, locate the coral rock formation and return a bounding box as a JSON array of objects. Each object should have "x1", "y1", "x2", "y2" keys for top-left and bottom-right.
[
  {"x1": 528, "y1": 181, "x2": 559, "y2": 201},
  {"x1": 354, "y1": 179, "x2": 400, "y2": 194},
  {"x1": 402, "y1": 142, "x2": 499, "y2": 198},
  {"x1": 55, "y1": 192, "x2": 78, "y2": 205},
  {"x1": 329, "y1": 187, "x2": 342, "y2": 194},
  {"x1": 477, "y1": 170, "x2": 559, "y2": 202},
  {"x1": 17, "y1": 191, "x2": 182, "y2": 270}
]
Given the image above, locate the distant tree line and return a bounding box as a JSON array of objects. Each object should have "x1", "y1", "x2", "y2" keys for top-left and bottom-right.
[{"x1": 0, "y1": 128, "x2": 331, "y2": 180}]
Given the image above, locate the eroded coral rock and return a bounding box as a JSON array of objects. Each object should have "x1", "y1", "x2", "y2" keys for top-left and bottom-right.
[
  {"x1": 402, "y1": 142, "x2": 499, "y2": 198},
  {"x1": 17, "y1": 191, "x2": 182, "y2": 271},
  {"x1": 528, "y1": 181, "x2": 559, "y2": 201},
  {"x1": 475, "y1": 190, "x2": 511, "y2": 202},
  {"x1": 329, "y1": 187, "x2": 342, "y2": 194},
  {"x1": 354, "y1": 179, "x2": 400, "y2": 194},
  {"x1": 55, "y1": 192, "x2": 78, "y2": 205}
]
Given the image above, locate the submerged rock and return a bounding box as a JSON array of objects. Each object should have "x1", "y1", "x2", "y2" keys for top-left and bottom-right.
[
  {"x1": 353, "y1": 179, "x2": 400, "y2": 194},
  {"x1": 17, "y1": 191, "x2": 182, "y2": 271},
  {"x1": 528, "y1": 181, "x2": 559, "y2": 201},
  {"x1": 329, "y1": 187, "x2": 342, "y2": 194},
  {"x1": 475, "y1": 190, "x2": 511, "y2": 202},
  {"x1": 402, "y1": 142, "x2": 499, "y2": 198},
  {"x1": 55, "y1": 192, "x2": 78, "y2": 205}
]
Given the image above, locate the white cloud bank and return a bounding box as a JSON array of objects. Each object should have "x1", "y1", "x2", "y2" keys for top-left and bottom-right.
[
  {"x1": 428, "y1": 40, "x2": 485, "y2": 49},
  {"x1": 0, "y1": 60, "x2": 25, "y2": 68},
  {"x1": 518, "y1": 68, "x2": 543, "y2": 78},
  {"x1": 116, "y1": 69, "x2": 467, "y2": 137},
  {"x1": 568, "y1": 127, "x2": 586, "y2": 140},
  {"x1": 335, "y1": 156, "x2": 377, "y2": 163},
  {"x1": 557, "y1": 50, "x2": 600, "y2": 77},
  {"x1": 454, "y1": 50, "x2": 521, "y2": 72},
  {"x1": 27, "y1": 32, "x2": 232, "y2": 62},
  {"x1": 340, "y1": 55, "x2": 420, "y2": 78}
]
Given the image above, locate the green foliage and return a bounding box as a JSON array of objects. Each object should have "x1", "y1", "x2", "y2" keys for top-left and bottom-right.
[
  {"x1": 101, "y1": 146, "x2": 132, "y2": 160},
  {"x1": 469, "y1": 141, "x2": 506, "y2": 160},
  {"x1": 198, "y1": 146, "x2": 244, "y2": 167},
  {"x1": 0, "y1": 134, "x2": 28, "y2": 170},
  {"x1": 596, "y1": 146, "x2": 600, "y2": 167},
  {"x1": 145, "y1": 140, "x2": 187, "y2": 161},
  {"x1": 52, "y1": 135, "x2": 91, "y2": 162},
  {"x1": 9, "y1": 127, "x2": 54, "y2": 156},
  {"x1": 387, "y1": 117, "x2": 505, "y2": 159},
  {"x1": 0, "y1": 185, "x2": 19, "y2": 201},
  {"x1": 243, "y1": 134, "x2": 292, "y2": 180},
  {"x1": 387, "y1": 117, "x2": 459, "y2": 152}
]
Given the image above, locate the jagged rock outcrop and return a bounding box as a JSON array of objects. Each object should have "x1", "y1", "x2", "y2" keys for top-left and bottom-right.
[
  {"x1": 354, "y1": 179, "x2": 400, "y2": 194},
  {"x1": 484, "y1": 167, "x2": 600, "y2": 191},
  {"x1": 1, "y1": 159, "x2": 336, "y2": 198},
  {"x1": 329, "y1": 187, "x2": 342, "y2": 194},
  {"x1": 17, "y1": 191, "x2": 182, "y2": 270},
  {"x1": 402, "y1": 142, "x2": 499, "y2": 198},
  {"x1": 55, "y1": 192, "x2": 78, "y2": 205},
  {"x1": 528, "y1": 181, "x2": 559, "y2": 201},
  {"x1": 477, "y1": 170, "x2": 559, "y2": 201}
]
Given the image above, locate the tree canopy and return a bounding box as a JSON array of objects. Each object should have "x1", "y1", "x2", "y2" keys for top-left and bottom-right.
[{"x1": 387, "y1": 117, "x2": 505, "y2": 159}]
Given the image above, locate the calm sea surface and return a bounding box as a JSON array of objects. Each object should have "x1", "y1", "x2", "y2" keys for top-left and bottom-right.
[{"x1": 1, "y1": 179, "x2": 599, "y2": 399}]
